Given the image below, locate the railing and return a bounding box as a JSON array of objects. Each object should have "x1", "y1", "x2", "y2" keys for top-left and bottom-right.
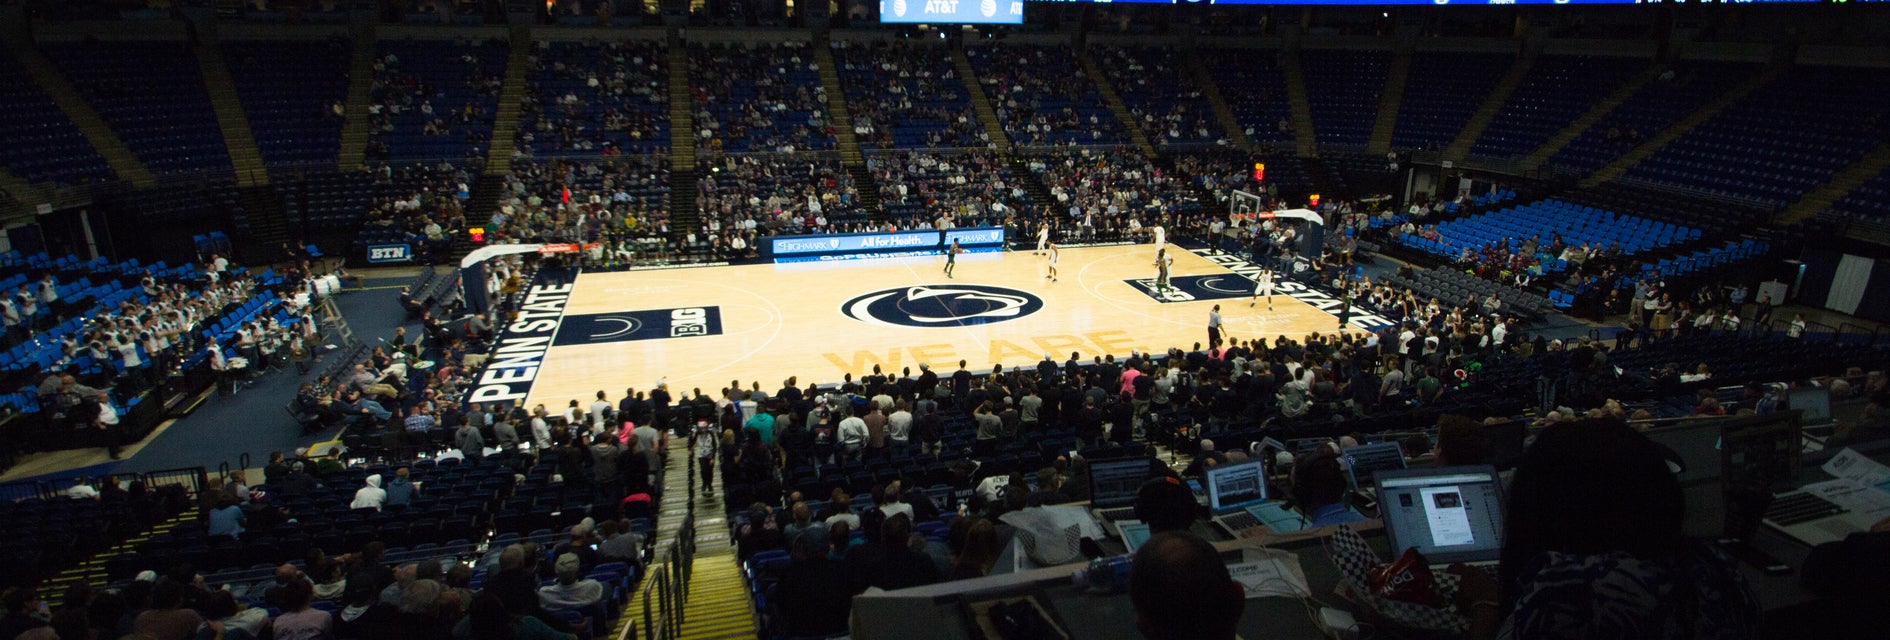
[
  {"x1": 627, "y1": 441, "x2": 699, "y2": 640},
  {"x1": 0, "y1": 466, "x2": 206, "y2": 503}
]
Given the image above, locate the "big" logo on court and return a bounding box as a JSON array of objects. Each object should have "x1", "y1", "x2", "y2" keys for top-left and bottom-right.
[{"x1": 841, "y1": 284, "x2": 1044, "y2": 328}]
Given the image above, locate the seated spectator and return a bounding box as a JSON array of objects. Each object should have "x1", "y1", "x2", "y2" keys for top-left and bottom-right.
[
  {"x1": 1131, "y1": 531, "x2": 1244, "y2": 640},
  {"x1": 269, "y1": 580, "x2": 332, "y2": 640},
  {"x1": 1432, "y1": 414, "x2": 1491, "y2": 467},
  {"x1": 0, "y1": 588, "x2": 47, "y2": 640},
  {"x1": 453, "y1": 593, "x2": 573, "y2": 640},
  {"x1": 206, "y1": 497, "x2": 246, "y2": 540},
  {"x1": 1134, "y1": 474, "x2": 1200, "y2": 534},
  {"x1": 1290, "y1": 450, "x2": 1367, "y2": 529},
  {"x1": 776, "y1": 532, "x2": 851, "y2": 638},
  {"x1": 536, "y1": 553, "x2": 604, "y2": 612},
  {"x1": 949, "y1": 519, "x2": 1002, "y2": 580},
  {"x1": 853, "y1": 513, "x2": 938, "y2": 591},
  {"x1": 350, "y1": 474, "x2": 387, "y2": 510},
  {"x1": 383, "y1": 468, "x2": 417, "y2": 507},
  {"x1": 1451, "y1": 419, "x2": 1758, "y2": 640},
  {"x1": 133, "y1": 582, "x2": 203, "y2": 640}
]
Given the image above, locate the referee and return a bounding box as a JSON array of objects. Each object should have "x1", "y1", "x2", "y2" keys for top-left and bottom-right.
[{"x1": 1208, "y1": 305, "x2": 1223, "y2": 349}]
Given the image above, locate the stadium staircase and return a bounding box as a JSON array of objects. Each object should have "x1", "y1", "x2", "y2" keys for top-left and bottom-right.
[
  {"x1": 7, "y1": 40, "x2": 155, "y2": 187},
  {"x1": 1010, "y1": 157, "x2": 1057, "y2": 216},
  {"x1": 1366, "y1": 45, "x2": 1413, "y2": 156},
  {"x1": 0, "y1": 169, "x2": 46, "y2": 220},
  {"x1": 1281, "y1": 47, "x2": 1318, "y2": 158},
  {"x1": 41, "y1": 508, "x2": 198, "y2": 600},
  {"x1": 1777, "y1": 141, "x2": 1890, "y2": 226},
  {"x1": 336, "y1": 24, "x2": 378, "y2": 171},
  {"x1": 1578, "y1": 61, "x2": 1786, "y2": 189},
  {"x1": 1077, "y1": 47, "x2": 1156, "y2": 157},
  {"x1": 811, "y1": 32, "x2": 882, "y2": 224},
  {"x1": 621, "y1": 443, "x2": 756, "y2": 639},
  {"x1": 195, "y1": 40, "x2": 270, "y2": 188},
  {"x1": 667, "y1": 29, "x2": 700, "y2": 239},
  {"x1": 950, "y1": 42, "x2": 1010, "y2": 150},
  {"x1": 1519, "y1": 62, "x2": 1666, "y2": 173},
  {"x1": 483, "y1": 26, "x2": 534, "y2": 178},
  {"x1": 234, "y1": 185, "x2": 295, "y2": 263},
  {"x1": 1186, "y1": 47, "x2": 1254, "y2": 151},
  {"x1": 1445, "y1": 44, "x2": 1539, "y2": 162}
]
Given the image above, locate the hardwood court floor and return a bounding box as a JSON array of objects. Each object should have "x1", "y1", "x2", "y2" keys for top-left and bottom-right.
[{"x1": 523, "y1": 244, "x2": 1356, "y2": 409}]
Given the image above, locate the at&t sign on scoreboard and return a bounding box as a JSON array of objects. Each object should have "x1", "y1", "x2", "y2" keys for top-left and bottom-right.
[{"x1": 881, "y1": 0, "x2": 1025, "y2": 24}]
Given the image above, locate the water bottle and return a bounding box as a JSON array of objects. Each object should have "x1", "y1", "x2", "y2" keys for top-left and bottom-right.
[{"x1": 1072, "y1": 555, "x2": 1133, "y2": 594}]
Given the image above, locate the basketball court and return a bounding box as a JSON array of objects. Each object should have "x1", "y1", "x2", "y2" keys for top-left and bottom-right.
[{"x1": 471, "y1": 244, "x2": 1387, "y2": 412}]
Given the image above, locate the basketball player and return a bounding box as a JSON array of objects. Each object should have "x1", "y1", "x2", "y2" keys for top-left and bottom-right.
[
  {"x1": 1251, "y1": 267, "x2": 1275, "y2": 309},
  {"x1": 944, "y1": 239, "x2": 962, "y2": 278},
  {"x1": 1153, "y1": 248, "x2": 1173, "y2": 294},
  {"x1": 1046, "y1": 242, "x2": 1060, "y2": 282},
  {"x1": 1151, "y1": 222, "x2": 1166, "y2": 256},
  {"x1": 1035, "y1": 223, "x2": 1050, "y2": 255}
]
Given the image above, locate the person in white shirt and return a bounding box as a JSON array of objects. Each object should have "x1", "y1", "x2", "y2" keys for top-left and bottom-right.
[
  {"x1": 838, "y1": 413, "x2": 868, "y2": 457},
  {"x1": 589, "y1": 391, "x2": 613, "y2": 431},
  {"x1": 879, "y1": 481, "x2": 915, "y2": 522},
  {"x1": 1035, "y1": 223, "x2": 1050, "y2": 255},
  {"x1": 350, "y1": 475, "x2": 386, "y2": 510},
  {"x1": 1251, "y1": 268, "x2": 1275, "y2": 309},
  {"x1": 886, "y1": 402, "x2": 913, "y2": 444},
  {"x1": 531, "y1": 405, "x2": 553, "y2": 449}
]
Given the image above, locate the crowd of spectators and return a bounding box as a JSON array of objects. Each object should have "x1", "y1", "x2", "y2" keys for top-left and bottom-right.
[
  {"x1": 515, "y1": 41, "x2": 668, "y2": 159},
  {"x1": 692, "y1": 154, "x2": 863, "y2": 258},
  {"x1": 1094, "y1": 46, "x2": 1221, "y2": 146},
  {"x1": 867, "y1": 150, "x2": 1029, "y2": 230},
  {"x1": 353, "y1": 162, "x2": 478, "y2": 264},
  {"x1": 833, "y1": 41, "x2": 985, "y2": 150},
  {"x1": 1026, "y1": 150, "x2": 1199, "y2": 243},
  {"x1": 485, "y1": 157, "x2": 675, "y2": 263},
  {"x1": 966, "y1": 44, "x2": 1127, "y2": 147},
  {"x1": 688, "y1": 43, "x2": 836, "y2": 154},
  {"x1": 364, "y1": 42, "x2": 506, "y2": 164}
]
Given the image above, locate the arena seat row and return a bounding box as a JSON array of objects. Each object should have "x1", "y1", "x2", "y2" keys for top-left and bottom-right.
[
  {"x1": 835, "y1": 42, "x2": 982, "y2": 150},
  {"x1": 1096, "y1": 45, "x2": 1222, "y2": 146},
  {"x1": 1200, "y1": 47, "x2": 1294, "y2": 148},
  {"x1": 42, "y1": 40, "x2": 234, "y2": 176},
  {"x1": 689, "y1": 42, "x2": 837, "y2": 153},
  {"x1": 967, "y1": 44, "x2": 1127, "y2": 147},
  {"x1": 223, "y1": 39, "x2": 352, "y2": 168},
  {"x1": 520, "y1": 40, "x2": 670, "y2": 158},
  {"x1": 1301, "y1": 49, "x2": 1391, "y2": 149},
  {"x1": 0, "y1": 47, "x2": 114, "y2": 185},
  {"x1": 1625, "y1": 65, "x2": 1890, "y2": 210},
  {"x1": 369, "y1": 39, "x2": 507, "y2": 163},
  {"x1": 1471, "y1": 54, "x2": 1647, "y2": 160},
  {"x1": 1549, "y1": 60, "x2": 1756, "y2": 175},
  {"x1": 1392, "y1": 52, "x2": 1515, "y2": 152}
]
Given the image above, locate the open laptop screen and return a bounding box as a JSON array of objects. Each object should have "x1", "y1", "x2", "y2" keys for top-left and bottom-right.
[
  {"x1": 1375, "y1": 466, "x2": 1506, "y2": 564},
  {"x1": 1205, "y1": 460, "x2": 1269, "y2": 513},
  {"x1": 1788, "y1": 388, "x2": 1832, "y2": 423},
  {"x1": 1342, "y1": 441, "x2": 1407, "y2": 490},
  {"x1": 1088, "y1": 457, "x2": 1154, "y2": 510}
]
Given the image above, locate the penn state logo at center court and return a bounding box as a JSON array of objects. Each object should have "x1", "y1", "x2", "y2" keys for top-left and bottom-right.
[{"x1": 841, "y1": 284, "x2": 1044, "y2": 328}]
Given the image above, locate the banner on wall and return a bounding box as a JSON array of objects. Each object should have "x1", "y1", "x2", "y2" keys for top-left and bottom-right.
[{"x1": 367, "y1": 244, "x2": 413, "y2": 263}]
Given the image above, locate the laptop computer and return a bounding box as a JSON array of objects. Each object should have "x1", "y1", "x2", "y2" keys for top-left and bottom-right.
[
  {"x1": 1205, "y1": 460, "x2": 1308, "y2": 537},
  {"x1": 1788, "y1": 387, "x2": 1834, "y2": 431},
  {"x1": 1087, "y1": 457, "x2": 1155, "y2": 525},
  {"x1": 1374, "y1": 465, "x2": 1507, "y2": 567},
  {"x1": 1342, "y1": 441, "x2": 1408, "y2": 497}
]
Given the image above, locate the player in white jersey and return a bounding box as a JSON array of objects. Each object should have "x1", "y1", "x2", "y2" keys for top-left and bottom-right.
[
  {"x1": 1251, "y1": 268, "x2": 1275, "y2": 309},
  {"x1": 1045, "y1": 242, "x2": 1060, "y2": 282},
  {"x1": 1151, "y1": 224, "x2": 1166, "y2": 256},
  {"x1": 1035, "y1": 223, "x2": 1050, "y2": 255}
]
